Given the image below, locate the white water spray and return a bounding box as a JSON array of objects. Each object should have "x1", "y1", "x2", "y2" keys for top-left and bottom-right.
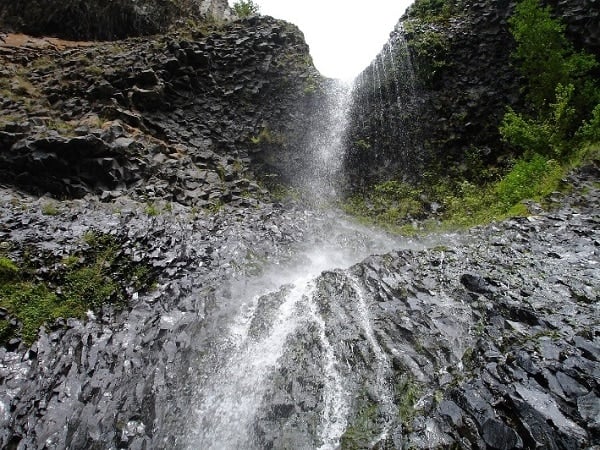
[{"x1": 186, "y1": 77, "x2": 425, "y2": 449}]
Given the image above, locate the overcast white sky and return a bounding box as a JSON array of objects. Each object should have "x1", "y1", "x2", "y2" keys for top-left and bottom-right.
[{"x1": 229, "y1": 0, "x2": 414, "y2": 80}]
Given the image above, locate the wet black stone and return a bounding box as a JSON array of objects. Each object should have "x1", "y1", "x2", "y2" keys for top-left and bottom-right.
[
  {"x1": 460, "y1": 273, "x2": 493, "y2": 294},
  {"x1": 481, "y1": 418, "x2": 520, "y2": 449}
]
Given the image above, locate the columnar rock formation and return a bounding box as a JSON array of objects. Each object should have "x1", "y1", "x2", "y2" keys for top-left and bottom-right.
[
  {"x1": 1, "y1": 2, "x2": 599, "y2": 449},
  {"x1": 0, "y1": 0, "x2": 234, "y2": 40},
  {"x1": 0, "y1": 16, "x2": 325, "y2": 205},
  {"x1": 344, "y1": 0, "x2": 600, "y2": 189}
]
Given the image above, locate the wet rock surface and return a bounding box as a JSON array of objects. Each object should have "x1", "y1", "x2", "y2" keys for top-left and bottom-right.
[
  {"x1": 0, "y1": 0, "x2": 234, "y2": 40},
  {"x1": 0, "y1": 5, "x2": 599, "y2": 449},
  {"x1": 0, "y1": 170, "x2": 598, "y2": 449},
  {"x1": 345, "y1": 0, "x2": 600, "y2": 187},
  {"x1": 0, "y1": 185, "x2": 331, "y2": 448},
  {"x1": 236, "y1": 168, "x2": 600, "y2": 449}
]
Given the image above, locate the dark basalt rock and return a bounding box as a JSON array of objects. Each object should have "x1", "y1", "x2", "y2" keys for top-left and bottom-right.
[
  {"x1": 344, "y1": 0, "x2": 600, "y2": 189},
  {"x1": 0, "y1": 16, "x2": 327, "y2": 205},
  {"x1": 0, "y1": 0, "x2": 233, "y2": 40}
]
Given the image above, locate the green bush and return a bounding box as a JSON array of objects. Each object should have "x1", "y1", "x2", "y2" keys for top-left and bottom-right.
[
  {"x1": 408, "y1": 0, "x2": 462, "y2": 22},
  {"x1": 502, "y1": 0, "x2": 599, "y2": 158},
  {"x1": 509, "y1": 0, "x2": 598, "y2": 114},
  {"x1": 500, "y1": 83, "x2": 576, "y2": 157},
  {"x1": 0, "y1": 257, "x2": 19, "y2": 282},
  {"x1": 495, "y1": 154, "x2": 562, "y2": 207},
  {"x1": 232, "y1": 0, "x2": 260, "y2": 18},
  {"x1": 578, "y1": 104, "x2": 600, "y2": 143}
]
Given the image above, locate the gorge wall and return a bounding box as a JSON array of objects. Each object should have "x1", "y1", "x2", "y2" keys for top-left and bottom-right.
[
  {"x1": 1, "y1": 2, "x2": 599, "y2": 449},
  {"x1": 0, "y1": 0, "x2": 234, "y2": 40},
  {"x1": 0, "y1": 15, "x2": 326, "y2": 207},
  {"x1": 344, "y1": 0, "x2": 600, "y2": 190}
]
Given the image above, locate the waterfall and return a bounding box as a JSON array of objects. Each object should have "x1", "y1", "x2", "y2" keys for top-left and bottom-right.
[
  {"x1": 346, "y1": 22, "x2": 422, "y2": 186},
  {"x1": 300, "y1": 80, "x2": 353, "y2": 201},
  {"x1": 184, "y1": 77, "x2": 429, "y2": 449},
  {"x1": 184, "y1": 218, "x2": 421, "y2": 449}
]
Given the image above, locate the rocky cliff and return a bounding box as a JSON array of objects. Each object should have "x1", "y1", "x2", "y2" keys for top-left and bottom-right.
[
  {"x1": 1, "y1": 2, "x2": 599, "y2": 449},
  {"x1": 0, "y1": 0, "x2": 234, "y2": 40},
  {"x1": 344, "y1": 0, "x2": 600, "y2": 189},
  {"x1": 0, "y1": 16, "x2": 325, "y2": 207}
]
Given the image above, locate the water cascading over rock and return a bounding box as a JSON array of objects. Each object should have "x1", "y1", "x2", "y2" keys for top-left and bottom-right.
[
  {"x1": 344, "y1": 0, "x2": 600, "y2": 190},
  {"x1": 345, "y1": 25, "x2": 423, "y2": 189},
  {"x1": 180, "y1": 80, "x2": 420, "y2": 449},
  {"x1": 1, "y1": 1, "x2": 599, "y2": 449}
]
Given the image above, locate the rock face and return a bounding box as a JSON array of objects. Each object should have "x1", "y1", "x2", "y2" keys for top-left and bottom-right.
[
  {"x1": 0, "y1": 16, "x2": 325, "y2": 206},
  {"x1": 0, "y1": 188, "x2": 335, "y2": 448},
  {"x1": 344, "y1": 0, "x2": 600, "y2": 189},
  {"x1": 241, "y1": 165, "x2": 600, "y2": 449},
  {"x1": 1, "y1": 2, "x2": 599, "y2": 449},
  {"x1": 0, "y1": 0, "x2": 233, "y2": 40}
]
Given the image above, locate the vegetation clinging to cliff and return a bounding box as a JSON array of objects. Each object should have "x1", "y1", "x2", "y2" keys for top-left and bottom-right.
[
  {"x1": 0, "y1": 232, "x2": 155, "y2": 345},
  {"x1": 500, "y1": 0, "x2": 600, "y2": 157},
  {"x1": 232, "y1": 0, "x2": 260, "y2": 18},
  {"x1": 345, "y1": 0, "x2": 600, "y2": 232}
]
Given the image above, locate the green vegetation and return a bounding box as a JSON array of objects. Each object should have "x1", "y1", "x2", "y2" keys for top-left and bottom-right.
[
  {"x1": 343, "y1": 144, "x2": 599, "y2": 231},
  {"x1": 41, "y1": 202, "x2": 59, "y2": 216},
  {"x1": 345, "y1": 0, "x2": 600, "y2": 233},
  {"x1": 404, "y1": 22, "x2": 450, "y2": 86},
  {"x1": 340, "y1": 400, "x2": 380, "y2": 449},
  {"x1": 303, "y1": 74, "x2": 320, "y2": 95},
  {"x1": 501, "y1": 0, "x2": 599, "y2": 157},
  {"x1": 408, "y1": 0, "x2": 464, "y2": 23},
  {"x1": 340, "y1": 376, "x2": 424, "y2": 448},
  {"x1": 232, "y1": 0, "x2": 260, "y2": 18},
  {"x1": 145, "y1": 202, "x2": 161, "y2": 216},
  {"x1": 0, "y1": 232, "x2": 154, "y2": 345},
  {"x1": 508, "y1": 0, "x2": 598, "y2": 115},
  {"x1": 396, "y1": 376, "x2": 423, "y2": 429}
]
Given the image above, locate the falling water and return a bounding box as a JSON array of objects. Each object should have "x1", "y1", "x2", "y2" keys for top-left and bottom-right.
[
  {"x1": 300, "y1": 80, "x2": 353, "y2": 201},
  {"x1": 185, "y1": 217, "x2": 421, "y2": 449},
  {"x1": 185, "y1": 44, "x2": 427, "y2": 447},
  {"x1": 392, "y1": 25, "x2": 418, "y2": 106},
  {"x1": 306, "y1": 296, "x2": 349, "y2": 449},
  {"x1": 347, "y1": 274, "x2": 396, "y2": 442},
  {"x1": 347, "y1": 22, "x2": 422, "y2": 181}
]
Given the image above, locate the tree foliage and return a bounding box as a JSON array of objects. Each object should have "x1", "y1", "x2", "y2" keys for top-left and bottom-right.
[
  {"x1": 232, "y1": 0, "x2": 260, "y2": 18},
  {"x1": 509, "y1": 0, "x2": 598, "y2": 115},
  {"x1": 501, "y1": 0, "x2": 600, "y2": 155}
]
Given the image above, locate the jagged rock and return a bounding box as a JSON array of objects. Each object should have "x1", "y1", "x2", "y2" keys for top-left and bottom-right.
[
  {"x1": 0, "y1": 16, "x2": 326, "y2": 205},
  {"x1": 0, "y1": 0, "x2": 233, "y2": 40}
]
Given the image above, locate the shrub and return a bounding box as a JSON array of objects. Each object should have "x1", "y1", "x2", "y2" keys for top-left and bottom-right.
[
  {"x1": 577, "y1": 104, "x2": 600, "y2": 143},
  {"x1": 41, "y1": 202, "x2": 59, "y2": 216},
  {"x1": 0, "y1": 257, "x2": 19, "y2": 282},
  {"x1": 232, "y1": 0, "x2": 260, "y2": 18},
  {"x1": 509, "y1": 0, "x2": 598, "y2": 114},
  {"x1": 408, "y1": 0, "x2": 462, "y2": 22},
  {"x1": 500, "y1": 84, "x2": 576, "y2": 157},
  {"x1": 495, "y1": 154, "x2": 562, "y2": 208}
]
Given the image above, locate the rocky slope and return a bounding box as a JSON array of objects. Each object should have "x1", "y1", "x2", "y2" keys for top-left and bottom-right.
[
  {"x1": 237, "y1": 164, "x2": 600, "y2": 449},
  {"x1": 344, "y1": 0, "x2": 600, "y2": 189},
  {"x1": 0, "y1": 2, "x2": 599, "y2": 449},
  {"x1": 1, "y1": 158, "x2": 597, "y2": 449}
]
